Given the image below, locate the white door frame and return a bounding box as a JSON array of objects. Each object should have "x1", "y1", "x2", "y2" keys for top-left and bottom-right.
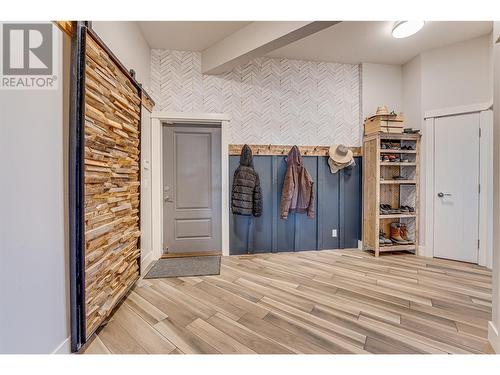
[
  {"x1": 422, "y1": 101, "x2": 493, "y2": 268},
  {"x1": 150, "y1": 112, "x2": 231, "y2": 262}
]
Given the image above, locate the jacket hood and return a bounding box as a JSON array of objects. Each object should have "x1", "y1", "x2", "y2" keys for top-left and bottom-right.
[
  {"x1": 286, "y1": 145, "x2": 303, "y2": 167},
  {"x1": 239, "y1": 144, "x2": 254, "y2": 167}
]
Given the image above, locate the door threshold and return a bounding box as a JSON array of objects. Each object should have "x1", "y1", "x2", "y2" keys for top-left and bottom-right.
[{"x1": 161, "y1": 251, "x2": 222, "y2": 259}]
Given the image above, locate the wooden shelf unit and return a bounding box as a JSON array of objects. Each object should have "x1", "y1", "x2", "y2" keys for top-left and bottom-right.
[
  {"x1": 380, "y1": 180, "x2": 416, "y2": 185},
  {"x1": 380, "y1": 162, "x2": 417, "y2": 166},
  {"x1": 380, "y1": 149, "x2": 417, "y2": 154},
  {"x1": 362, "y1": 132, "x2": 421, "y2": 257}
]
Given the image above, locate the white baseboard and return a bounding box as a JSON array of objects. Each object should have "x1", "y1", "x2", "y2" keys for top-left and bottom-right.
[
  {"x1": 488, "y1": 321, "x2": 500, "y2": 353},
  {"x1": 141, "y1": 251, "x2": 154, "y2": 276},
  {"x1": 357, "y1": 240, "x2": 362, "y2": 250},
  {"x1": 52, "y1": 336, "x2": 71, "y2": 354}
]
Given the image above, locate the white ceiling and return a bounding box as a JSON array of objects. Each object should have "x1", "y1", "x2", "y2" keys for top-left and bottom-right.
[
  {"x1": 138, "y1": 21, "x2": 493, "y2": 65},
  {"x1": 266, "y1": 21, "x2": 493, "y2": 65},
  {"x1": 138, "y1": 21, "x2": 250, "y2": 51}
]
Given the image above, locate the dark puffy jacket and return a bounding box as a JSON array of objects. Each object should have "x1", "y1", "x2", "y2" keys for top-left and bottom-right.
[
  {"x1": 280, "y1": 146, "x2": 315, "y2": 219},
  {"x1": 231, "y1": 145, "x2": 263, "y2": 217}
]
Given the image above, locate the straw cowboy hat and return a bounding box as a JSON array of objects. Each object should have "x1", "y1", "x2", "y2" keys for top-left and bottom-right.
[
  {"x1": 375, "y1": 105, "x2": 390, "y2": 116},
  {"x1": 329, "y1": 144, "x2": 353, "y2": 164},
  {"x1": 328, "y1": 144, "x2": 354, "y2": 174}
]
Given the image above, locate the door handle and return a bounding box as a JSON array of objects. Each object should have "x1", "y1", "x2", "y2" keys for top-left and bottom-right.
[{"x1": 437, "y1": 192, "x2": 452, "y2": 198}]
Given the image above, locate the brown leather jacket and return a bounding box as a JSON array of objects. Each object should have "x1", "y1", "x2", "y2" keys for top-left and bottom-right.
[{"x1": 280, "y1": 146, "x2": 315, "y2": 219}]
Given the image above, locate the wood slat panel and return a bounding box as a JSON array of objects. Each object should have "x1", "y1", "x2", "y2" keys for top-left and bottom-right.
[
  {"x1": 83, "y1": 32, "x2": 141, "y2": 338},
  {"x1": 229, "y1": 144, "x2": 362, "y2": 157},
  {"x1": 54, "y1": 21, "x2": 73, "y2": 36}
]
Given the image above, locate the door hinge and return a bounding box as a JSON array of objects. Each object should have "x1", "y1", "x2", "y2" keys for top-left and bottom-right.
[
  {"x1": 479, "y1": 128, "x2": 482, "y2": 137},
  {"x1": 478, "y1": 239, "x2": 480, "y2": 249},
  {"x1": 479, "y1": 184, "x2": 481, "y2": 194}
]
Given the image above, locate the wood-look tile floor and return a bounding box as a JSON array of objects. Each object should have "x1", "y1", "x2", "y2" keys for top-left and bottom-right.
[{"x1": 83, "y1": 249, "x2": 494, "y2": 354}]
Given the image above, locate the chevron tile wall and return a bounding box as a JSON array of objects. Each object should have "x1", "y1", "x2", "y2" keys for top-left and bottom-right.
[{"x1": 151, "y1": 49, "x2": 362, "y2": 146}]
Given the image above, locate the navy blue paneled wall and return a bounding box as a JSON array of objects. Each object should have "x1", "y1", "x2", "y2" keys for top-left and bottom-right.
[{"x1": 229, "y1": 156, "x2": 362, "y2": 255}]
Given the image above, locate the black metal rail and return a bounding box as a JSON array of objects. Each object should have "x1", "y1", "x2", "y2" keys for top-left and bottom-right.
[{"x1": 68, "y1": 21, "x2": 87, "y2": 353}]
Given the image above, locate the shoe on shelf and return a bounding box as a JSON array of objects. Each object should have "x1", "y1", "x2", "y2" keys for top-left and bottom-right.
[
  {"x1": 403, "y1": 128, "x2": 420, "y2": 134},
  {"x1": 390, "y1": 223, "x2": 410, "y2": 244},
  {"x1": 380, "y1": 204, "x2": 396, "y2": 215},
  {"x1": 400, "y1": 205, "x2": 415, "y2": 212},
  {"x1": 379, "y1": 231, "x2": 393, "y2": 246},
  {"x1": 392, "y1": 175, "x2": 405, "y2": 180},
  {"x1": 380, "y1": 204, "x2": 390, "y2": 215},
  {"x1": 380, "y1": 204, "x2": 402, "y2": 215},
  {"x1": 400, "y1": 223, "x2": 414, "y2": 244}
]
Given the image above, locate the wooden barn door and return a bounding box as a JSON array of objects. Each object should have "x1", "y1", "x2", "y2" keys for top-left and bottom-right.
[{"x1": 69, "y1": 22, "x2": 143, "y2": 352}]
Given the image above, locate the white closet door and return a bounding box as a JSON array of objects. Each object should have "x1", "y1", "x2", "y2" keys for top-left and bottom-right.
[{"x1": 433, "y1": 113, "x2": 480, "y2": 263}]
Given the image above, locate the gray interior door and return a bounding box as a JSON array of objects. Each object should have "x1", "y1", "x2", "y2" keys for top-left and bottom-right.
[{"x1": 163, "y1": 124, "x2": 221, "y2": 253}]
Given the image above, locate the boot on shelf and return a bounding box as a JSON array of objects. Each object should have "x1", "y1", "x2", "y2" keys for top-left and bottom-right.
[
  {"x1": 399, "y1": 223, "x2": 414, "y2": 244},
  {"x1": 390, "y1": 222, "x2": 410, "y2": 245}
]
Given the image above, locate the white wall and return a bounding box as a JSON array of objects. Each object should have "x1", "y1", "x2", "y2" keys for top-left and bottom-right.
[
  {"x1": 0, "y1": 26, "x2": 70, "y2": 353},
  {"x1": 140, "y1": 107, "x2": 153, "y2": 272},
  {"x1": 361, "y1": 63, "x2": 402, "y2": 120},
  {"x1": 402, "y1": 34, "x2": 493, "y2": 129},
  {"x1": 402, "y1": 55, "x2": 425, "y2": 254},
  {"x1": 402, "y1": 55, "x2": 423, "y2": 130},
  {"x1": 401, "y1": 35, "x2": 493, "y2": 257},
  {"x1": 92, "y1": 21, "x2": 151, "y2": 91},
  {"x1": 421, "y1": 34, "x2": 493, "y2": 112},
  {"x1": 490, "y1": 21, "x2": 500, "y2": 354}
]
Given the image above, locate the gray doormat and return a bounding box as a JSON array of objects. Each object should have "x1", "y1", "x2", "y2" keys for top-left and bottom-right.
[{"x1": 144, "y1": 256, "x2": 221, "y2": 279}]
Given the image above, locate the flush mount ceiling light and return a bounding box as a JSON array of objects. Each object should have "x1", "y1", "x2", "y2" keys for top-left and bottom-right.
[{"x1": 392, "y1": 21, "x2": 425, "y2": 38}]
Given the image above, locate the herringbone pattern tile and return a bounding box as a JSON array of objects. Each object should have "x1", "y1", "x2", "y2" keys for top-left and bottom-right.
[{"x1": 151, "y1": 49, "x2": 361, "y2": 146}]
